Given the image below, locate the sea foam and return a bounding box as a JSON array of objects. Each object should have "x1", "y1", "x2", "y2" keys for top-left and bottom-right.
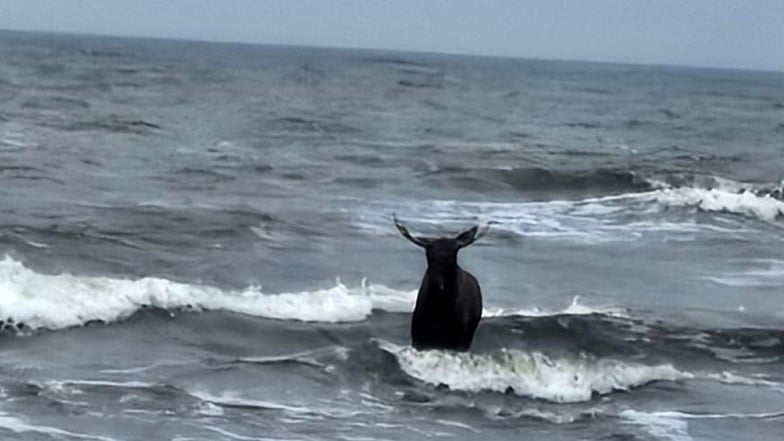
[
  {"x1": 703, "y1": 259, "x2": 784, "y2": 287},
  {"x1": 0, "y1": 411, "x2": 117, "y2": 441},
  {"x1": 647, "y1": 186, "x2": 784, "y2": 222},
  {"x1": 0, "y1": 256, "x2": 412, "y2": 331},
  {"x1": 0, "y1": 256, "x2": 622, "y2": 333},
  {"x1": 352, "y1": 177, "x2": 783, "y2": 244},
  {"x1": 621, "y1": 410, "x2": 694, "y2": 441},
  {"x1": 379, "y1": 341, "x2": 687, "y2": 403}
]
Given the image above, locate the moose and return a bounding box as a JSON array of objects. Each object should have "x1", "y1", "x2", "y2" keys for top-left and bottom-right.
[{"x1": 393, "y1": 214, "x2": 488, "y2": 352}]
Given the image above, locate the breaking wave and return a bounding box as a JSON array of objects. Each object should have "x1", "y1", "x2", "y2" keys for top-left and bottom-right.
[
  {"x1": 647, "y1": 185, "x2": 784, "y2": 222},
  {"x1": 353, "y1": 176, "x2": 784, "y2": 244},
  {"x1": 379, "y1": 340, "x2": 687, "y2": 403},
  {"x1": 0, "y1": 256, "x2": 412, "y2": 332},
  {"x1": 0, "y1": 256, "x2": 623, "y2": 333}
]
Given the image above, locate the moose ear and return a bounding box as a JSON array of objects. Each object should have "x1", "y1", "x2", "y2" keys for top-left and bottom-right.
[
  {"x1": 455, "y1": 225, "x2": 479, "y2": 248},
  {"x1": 393, "y1": 214, "x2": 430, "y2": 247}
]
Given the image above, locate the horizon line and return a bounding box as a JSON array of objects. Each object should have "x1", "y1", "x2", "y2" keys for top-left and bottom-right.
[{"x1": 2, "y1": 27, "x2": 783, "y2": 75}]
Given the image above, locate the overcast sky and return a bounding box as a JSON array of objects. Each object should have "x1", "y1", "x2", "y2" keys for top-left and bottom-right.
[{"x1": 1, "y1": 0, "x2": 782, "y2": 71}]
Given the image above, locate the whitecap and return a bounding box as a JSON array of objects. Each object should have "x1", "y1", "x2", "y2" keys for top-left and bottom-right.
[
  {"x1": 351, "y1": 191, "x2": 761, "y2": 246},
  {"x1": 350, "y1": 176, "x2": 783, "y2": 247},
  {"x1": 646, "y1": 186, "x2": 784, "y2": 222},
  {"x1": 0, "y1": 256, "x2": 632, "y2": 332},
  {"x1": 0, "y1": 256, "x2": 414, "y2": 331},
  {"x1": 378, "y1": 340, "x2": 688, "y2": 403}
]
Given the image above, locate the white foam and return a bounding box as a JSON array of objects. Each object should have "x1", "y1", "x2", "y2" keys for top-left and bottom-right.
[
  {"x1": 101, "y1": 362, "x2": 174, "y2": 374},
  {"x1": 621, "y1": 410, "x2": 693, "y2": 441},
  {"x1": 190, "y1": 390, "x2": 363, "y2": 419},
  {"x1": 639, "y1": 409, "x2": 784, "y2": 420},
  {"x1": 379, "y1": 341, "x2": 688, "y2": 403},
  {"x1": 356, "y1": 195, "x2": 654, "y2": 244},
  {"x1": 0, "y1": 129, "x2": 34, "y2": 150},
  {"x1": 0, "y1": 411, "x2": 117, "y2": 440},
  {"x1": 238, "y1": 345, "x2": 349, "y2": 368},
  {"x1": 190, "y1": 390, "x2": 312, "y2": 414},
  {"x1": 352, "y1": 177, "x2": 782, "y2": 245},
  {"x1": 0, "y1": 138, "x2": 29, "y2": 148},
  {"x1": 622, "y1": 408, "x2": 784, "y2": 441},
  {"x1": 703, "y1": 371, "x2": 784, "y2": 393},
  {"x1": 485, "y1": 295, "x2": 628, "y2": 319},
  {"x1": 703, "y1": 259, "x2": 784, "y2": 287},
  {"x1": 647, "y1": 186, "x2": 784, "y2": 222},
  {"x1": 46, "y1": 379, "x2": 159, "y2": 390},
  {"x1": 433, "y1": 418, "x2": 479, "y2": 433},
  {"x1": 1, "y1": 257, "x2": 628, "y2": 332},
  {"x1": 204, "y1": 425, "x2": 277, "y2": 441},
  {"x1": 486, "y1": 406, "x2": 582, "y2": 424},
  {"x1": 353, "y1": 192, "x2": 763, "y2": 246},
  {"x1": 0, "y1": 256, "x2": 414, "y2": 331},
  {"x1": 197, "y1": 402, "x2": 225, "y2": 417}
]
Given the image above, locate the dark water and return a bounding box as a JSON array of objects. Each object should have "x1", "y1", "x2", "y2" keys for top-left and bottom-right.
[{"x1": 1, "y1": 30, "x2": 784, "y2": 440}]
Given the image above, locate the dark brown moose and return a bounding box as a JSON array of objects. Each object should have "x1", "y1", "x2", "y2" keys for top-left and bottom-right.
[{"x1": 393, "y1": 214, "x2": 489, "y2": 352}]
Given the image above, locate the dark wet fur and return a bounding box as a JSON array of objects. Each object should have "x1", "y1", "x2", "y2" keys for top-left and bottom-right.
[{"x1": 393, "y1": 215, "x2": 485, "y2": 351}]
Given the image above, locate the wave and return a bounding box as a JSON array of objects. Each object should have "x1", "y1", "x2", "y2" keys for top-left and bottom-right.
[
  {"x1": 703, "y1": 259, "x2": 784, "y2": 287},
  {"x1": 0, "y1": 257, "x2": 627, "y2": 333},
  {"x1": 625, "y1": 409, "x2": 784, "y2": 422},
  {"x1": 484, "y1": 295, "x2": 628, "y2": 319},
  {"x1": 190, "y1": 390, "x2": 363, "y2": 419},
  {"x1": 378, "y1": 340, "x2": 687, "y2": 403},
  {"x1": 621, "y1": 409, "x2": 694, "y2": 441},
  {"x1": 0, "y1": 256, "x2": 412, "y2": 332},
  {"x1": 646, "y1": 185, "x2": 784, "y2": 222},
  {"x1": 0, "y1": 411, "x2": 118, "y2": 441},
  {"x1": 702, "y1": 371, "x2": 784, "y2": 393},
  {"x1": 621, "y1": 409, "x2": 784, "y2": 441},
  {"x1": 352, "y1": 176, "x2": 784, "y2": 244},
  {"x1": 54, "y1": 116, "x2": 162, "y2": 134},
  {"x1": 266, "y1": 116, "x2": 360, "y2": 135},
  {"x1": 490, "y1": 167, "x2": 652, "y2": 193},
  {"x1": 191, "y1": 390, "x2": 315, "y2": 414}
]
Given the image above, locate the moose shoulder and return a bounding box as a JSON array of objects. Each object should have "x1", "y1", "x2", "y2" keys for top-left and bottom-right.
[{"x1": 393, "y1": 215, "x2": 486, "y2": 352}]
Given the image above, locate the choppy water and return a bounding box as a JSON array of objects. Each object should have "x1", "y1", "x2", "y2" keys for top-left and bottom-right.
[{"x1": 1, "y1": 30, "x2": 783, "y2": 440}]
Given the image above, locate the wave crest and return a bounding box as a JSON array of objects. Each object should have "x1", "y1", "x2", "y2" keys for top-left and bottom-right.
[
  {"x1": 647, "y1": 185, "x2": 784, "y2": 222},
  {"x1": 0, "y1": 256, "x2": 415, "y2": 332},
  {"x1": 0, "y1": 257, "x2": 628, "y2": 333},
  {"x1": 352, "y1": 176, "x2": 783, "y2": 245},
  {"x1": 379, "y1": 341, "x2": 687, "y2": 403}
]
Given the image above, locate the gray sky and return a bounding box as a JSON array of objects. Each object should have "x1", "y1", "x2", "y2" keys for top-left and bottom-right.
[{"x1": 1, "y1": 0, "x2": 782, "y2": 71}]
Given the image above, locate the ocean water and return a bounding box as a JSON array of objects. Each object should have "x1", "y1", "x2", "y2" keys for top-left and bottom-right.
[{"x1": 1, "y1": 30, "x2": 783, "y2": 440}]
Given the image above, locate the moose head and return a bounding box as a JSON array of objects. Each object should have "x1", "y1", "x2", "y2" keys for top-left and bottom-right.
[{"x1": 393, "y1": 214, "x2": 480, "y2": 276}]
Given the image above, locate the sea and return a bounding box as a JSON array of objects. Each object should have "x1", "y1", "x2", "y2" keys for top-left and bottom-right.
[{"x1": 1, "y1": 30, "x2": 783, "y2": 441}]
